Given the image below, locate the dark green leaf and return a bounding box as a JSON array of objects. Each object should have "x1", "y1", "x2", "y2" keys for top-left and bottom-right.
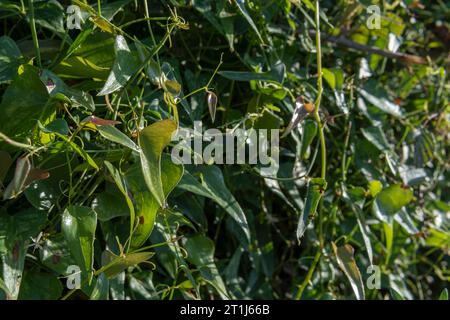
[{"x1": 61, "y1": 205, "x2": 97, "y2": 276}]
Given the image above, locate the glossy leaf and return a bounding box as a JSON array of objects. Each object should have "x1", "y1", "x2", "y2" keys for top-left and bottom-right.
[
  {"x1": 39, "y1": 69, "x2": 95, "y2": 111},
  {"x1": 104, "y1": 161, "x2": 135, "y2": 236},
  {"x1": 54, "y1": 32, "x2": 115, "y2": 79},
  {"x1": 0, "y1": 36, "x2": 23, "y2": 83},
  {"x1": 61, "y1": 206, "x2": 97, "y2": 277},
  {"x1": 127, "y1": 154, "x2": 184, "y2": 248},
  {"x1": 0, "y1": 65, "x2": 53, "y2": 143},
  {"x1": 332, "y1": 243, "x2": 365, "y2": 300},
  {"x1": 92, "y1": 188, "x2": 129, "y2": 221},
  {"x1": 97, "y1": 124, "x2": 140, "y2": 152},
  {"x1": 138, "y1": 119, "x2": 178, "y2": 207},
  {"x1": 90, "y1": 273, "x2": 109, "y2": 300},
  {"x1": 358, "y1": 85, "x2": 403, "y2": 118},
  {"x1": 98, "y1": 35, "x2": 140, "y2": 96}
]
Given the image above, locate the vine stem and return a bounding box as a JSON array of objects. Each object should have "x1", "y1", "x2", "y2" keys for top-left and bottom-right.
[
  {"x1": 28, "y1": 0, "x2": 41, "y2": 68},
  {"x1": 295, "y1": 0, "x2": 326, "y2": 300}
]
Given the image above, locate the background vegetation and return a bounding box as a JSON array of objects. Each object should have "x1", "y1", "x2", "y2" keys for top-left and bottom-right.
[{"x1": 0, "y1": 0, "x2": 448, "y2": 300}]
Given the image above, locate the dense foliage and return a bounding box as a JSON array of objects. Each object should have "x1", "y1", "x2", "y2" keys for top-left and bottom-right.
[{"x1": 0, "y1": 0, "x2": 449, "y2": 300}]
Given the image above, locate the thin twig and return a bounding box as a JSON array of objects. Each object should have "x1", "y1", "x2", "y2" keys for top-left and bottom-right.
[{"x1": 309, "y1": 30, "x2": 427, "y2": 65}]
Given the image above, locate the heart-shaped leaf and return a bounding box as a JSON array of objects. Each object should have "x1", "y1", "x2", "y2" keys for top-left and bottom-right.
[{"x1": 138, "y1": 119, "x2": 178, "y2": 207}]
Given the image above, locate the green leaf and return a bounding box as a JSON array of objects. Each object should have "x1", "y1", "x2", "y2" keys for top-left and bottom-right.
[
  {"x1": 1, "y1": 240, "x2": 27, "y2": 300},
  {"x1": 178, "y1": 166, "x2": 251, "y2": 246},
  {"x1": 90, "y1": 273, "x2": 109, "y2": 300},
  {"x1": 235, "y1": 0, "x2": 265, "y2": 44},
  {"x1": 332, "y1": 243, "x2": 365, "y2": 300},
  {"x1": 368, "y1": 180, "x2": 383, "y2": 197},
  {"x1": 92, "y1": 188, "x2": 129, "y2": 221},
  {"x1": 18, "y1": 272, "x2": 63, "y2": 300},
  {"x1": 297, "y1": 178, "x2": 327, "y2": 242},
  {"x1": 97, "y1": 125, "x2": 140, "y2": 152},
  {"x1": 361, "y1": 126, "x2": 391, "y2": 152},
  {"x1": 373, "y1": 184, "x2": 413, "y2": 218},
  {"x1": 322, "y1": 68, "x2": 335, "y2": 90},
  {"x1": 101, "y1": 251, "x2": 154, "y2": 279},
  {"x1": 0, "y1": 36, "x2": 23, "y2": 83},
  {"x1": 61, "y1": 206, "x2": 97, "y2": 277},
  {"x1": 219, "y1": 62, "x2": 285, "y2": 84},
  {"x1": 39, "y1": 69, "x2": 95, "y2": 111},
  {"x1": 29, "y1": 0, "x2": 65, "y2": 38},
  {"x1": 425, "y1": 228, "x2": 450, "y2": 249},
  {"x1": 184, "y1": 235, "x2": 229, "y2": 299},
  {"x1": 0, "y1": 209, "x2": 46, "y2": 299},
  {"x1": 127, "y1": 154, "x2": 183, "y2": 248},
  {"x1": 358, "y1": 85, "x2": 403, "y2": 118},
  {"x1": 54, "y1": 32, "x2": 115, "y2": 79},
  {"x1": 341, "y1": 185, "x2": 373, "y2": 265},
  {"x1": 138, "y1": 119, "x2": 178, "y2": 207},
  {"x1": 25, "y1": 178, "x2": 60, "y2": 211},
  {"x1": 43, "y1": 119, "x2": 70, "y2": 136},
  {"x1": 104, "y1": 161, "x2": 136, "y2": 237},
  {"x1": 0, "y1": 64, "x2": 53, "y2": 143},
  {"x1": 53, "y1": 132, "x2": 99, "y2": 170},
  {"x1": 300, "y1": 119, "x2": 318, "y2": 159},
  {"x1": 98, "y1": 35, "x2": 140, "y2": 96},
  {"x1": 383, "y1": 222, "x2": 394, "y2": 265},
  {"x1": 439, "y1": 288, "x2": 448, "y2": 300},
  {"x1": 40, "y1": 234, "x2": 76, "y2": 275},
  {"x1": 414, "y1": 129, "x2": 434, "y2": 167}
]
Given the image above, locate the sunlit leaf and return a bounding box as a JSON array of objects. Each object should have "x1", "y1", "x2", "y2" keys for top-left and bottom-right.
[
  {"x1": 138, "y1": 119, "x2": 178, "y2": 207},
  {"x1": 373, "y1": 184, "x2": 413, "y2": 219},
  {"x1": 61, "y1": 206, "x2": 97, "y2": 278},
  {"x1": 297, "y1": 178, "x2": 327, "y2": 242},
  {"x1": 98, "y1": 35, "x2": 140, "y2": 96},
  {"x1": 332, "y1": 243, "x2": 365, "y2": 300}
]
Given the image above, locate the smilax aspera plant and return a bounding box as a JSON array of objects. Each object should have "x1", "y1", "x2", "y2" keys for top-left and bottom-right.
[{"x1": 0, "y1": 0, "x2": 448, "y2": 300}]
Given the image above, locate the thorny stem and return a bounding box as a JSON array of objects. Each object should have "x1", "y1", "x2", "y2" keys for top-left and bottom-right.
[{"x1": 295, "y1": 0, "x2": 327, "y2": 300}]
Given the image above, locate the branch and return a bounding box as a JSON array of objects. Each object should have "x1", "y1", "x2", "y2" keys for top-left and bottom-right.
[{"x1": 309, "y1": 30, "x2": 427, "y2": 65}]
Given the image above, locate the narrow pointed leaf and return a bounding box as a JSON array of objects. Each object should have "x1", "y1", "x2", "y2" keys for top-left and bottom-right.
[
  {"x1": 297, "y1": 178, "x2": 327, "y2": 242},
  {"x1": 332, "y1": 243, "x2": 365, "y2": 300}
]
